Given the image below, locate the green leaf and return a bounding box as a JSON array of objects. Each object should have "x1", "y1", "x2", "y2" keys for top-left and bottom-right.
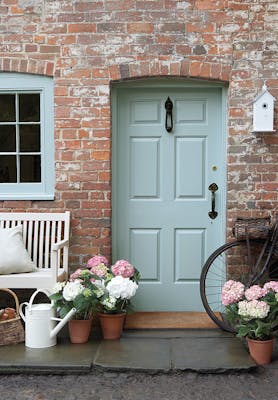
[
  {"x1": 59, "y1": 304, "x2": 73, "y2": 319},
  {"x1": 237, "y1": 325, "x2": 251, "y2": 338}
]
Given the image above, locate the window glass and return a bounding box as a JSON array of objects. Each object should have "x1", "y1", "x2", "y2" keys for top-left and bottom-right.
[
  {"x1": 0, "y1": 94, "x2": 15, "y2": 122},
  {"x1": 0, "y1": 93, "x2": 41, "y2": 183},
  {"x1": 0, "y1": 125, "x2": 16, "y2": 152},
  {"x1": 19, "y1": 93, "x2": 40, "y2": 122},
  {"x1": 20, "y1": 155, "x2": 41, "y2": 182},
  {"x1": 0, "y1": 155, "x2": 16, "y2": 183},
  {"x1": 20, "y1": 125, "x2": 41, "y2": 152}
]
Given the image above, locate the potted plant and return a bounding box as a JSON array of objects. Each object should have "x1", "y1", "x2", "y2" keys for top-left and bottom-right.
[
  {"x1": 50, "y1": 269, "x2": 99, "y2": 343},
  {"x1": 221, "y1": 280, "x2": 278, "y2": 364},
  {"x1": 87, "y1": 255, "x2": 140, "y2": 339}
]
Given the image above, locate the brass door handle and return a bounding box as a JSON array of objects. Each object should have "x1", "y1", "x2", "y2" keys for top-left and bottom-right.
[{"x1": 208, "y1": 183, "x2": 218, "y2": 220}]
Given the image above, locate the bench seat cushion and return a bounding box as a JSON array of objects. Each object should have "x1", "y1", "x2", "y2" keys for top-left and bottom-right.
[{"x1": 0, "y1": 225, "x2": 37, "y2": 274}]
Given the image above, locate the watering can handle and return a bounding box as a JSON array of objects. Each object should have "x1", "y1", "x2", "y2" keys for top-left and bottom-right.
[
  {"x1": 28, "y1": 288, "x2": 54, "y2": 311},
  {"x1": 19, "y1": 302, "x2": 29, "y2": 322}
]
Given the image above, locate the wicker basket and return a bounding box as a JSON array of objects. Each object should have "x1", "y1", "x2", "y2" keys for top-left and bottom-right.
[
  {"x1": 0, "y1": 288, "x2": 25, "y2": 346},
  {"x1": 232, "y1": 217, "x2": 271, "y2": 240}
]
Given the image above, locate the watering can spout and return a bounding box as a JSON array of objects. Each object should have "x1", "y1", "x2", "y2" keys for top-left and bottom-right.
[{"x1": 50, "y1": 308, "x2": 76, "y2": 339}]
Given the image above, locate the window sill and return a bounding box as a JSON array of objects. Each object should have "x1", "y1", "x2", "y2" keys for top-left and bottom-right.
[{"x1": 0, "y1": 194, "x2": 55, "y2": 201}]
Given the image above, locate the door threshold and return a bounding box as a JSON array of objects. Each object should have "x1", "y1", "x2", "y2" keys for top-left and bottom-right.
[{"x1": 125, "y1": 312, "x2": 218, "y2": 329}]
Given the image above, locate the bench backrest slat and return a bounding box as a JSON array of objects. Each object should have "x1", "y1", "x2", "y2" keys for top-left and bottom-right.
[
  {"x1": 27, "y1": 220, "x2": 33, "y2": 255},
  {"x1": 33, "y1": 220, "x2": 39, "y2": 266},
  {"x1": 39, "y1": 221, "x2": 45, "y2": 268}
]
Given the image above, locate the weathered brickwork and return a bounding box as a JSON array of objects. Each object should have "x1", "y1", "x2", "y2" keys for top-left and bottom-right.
[{"x1": 0, "y1": 0, "x2": 277, "y2": 269}]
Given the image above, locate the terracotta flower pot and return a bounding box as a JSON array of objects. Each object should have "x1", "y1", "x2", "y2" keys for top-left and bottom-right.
[
  {"x1": 98, "y1": 312, "x2": 126, "y2": 340},
  {"x1": 68, "y1": 319, "x2": 92, "y2": 344},
  {"x1": 246, "y1": 337, "x2": 274, "y2": 365}
]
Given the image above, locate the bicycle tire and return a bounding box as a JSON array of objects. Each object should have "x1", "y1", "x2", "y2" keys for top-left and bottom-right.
[{"x1": 200, "y1": 239, "x2": 268, "y2": 332}]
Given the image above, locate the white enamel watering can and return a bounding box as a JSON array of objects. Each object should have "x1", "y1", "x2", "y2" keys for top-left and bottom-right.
[{"x1": 19, "y1": 289, "x2": 76, "y2": 348}]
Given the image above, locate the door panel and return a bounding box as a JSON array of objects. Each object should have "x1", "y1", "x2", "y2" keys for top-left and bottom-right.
[
  {"x1": 130, "y1": 228, "x2": 160, "y2": 281},
  {"x1": 113, "y1": 86, "x2": 226, "y2": 311},
  {"x1": 175, "y1": 228, "x2": 205, "y2": 281},
  {"x1": 176, "y1": 100, "x2": 206, "y2": 122},
  {"x1": 130, "y1": 138, "x2": 160, "y2": 198},
  {"x1": 176, "y1": 137, "x2": 205, "y2": 197}
]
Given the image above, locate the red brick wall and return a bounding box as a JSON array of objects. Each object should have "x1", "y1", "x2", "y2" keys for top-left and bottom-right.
[{"x1": 0, "y1": 0, "x2": 277, "y2": 270}]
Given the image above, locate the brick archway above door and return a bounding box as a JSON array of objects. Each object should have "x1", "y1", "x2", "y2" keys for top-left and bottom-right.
[
  {"x1": 109, "y1": 60, "x2": 231, "y2": 82},
  {"x1": 0, "y1": 57, "x2": 231, "y2": 83}
]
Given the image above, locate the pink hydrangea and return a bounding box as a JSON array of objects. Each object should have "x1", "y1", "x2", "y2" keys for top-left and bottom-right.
[
  {"x1": 111, "y1": 259, "x2": 135, "y2": 278},
  {"x1": 245, "y1": 285, "x2": 267, "y2": 301},
  {"x1": 69, "y1": 268, "x2": 83, "y2": 281},
  {"x1": 87, "y1": 255, "x2": 108, "y2": 268},
  {"x1": 221, "y1": 280, "x2": 245, "y2": 306},
  {"x1": 263, "y1": 281, "x2": 278, "y2": 293}
]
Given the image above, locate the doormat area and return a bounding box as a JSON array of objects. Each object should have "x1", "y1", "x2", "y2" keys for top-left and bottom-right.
[{"x1": 125, "y1": 312, "x2": 218, "y2": 329}]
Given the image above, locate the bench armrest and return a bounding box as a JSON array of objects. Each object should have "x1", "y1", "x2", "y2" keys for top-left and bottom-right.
[
  {"x1": 51, "y1": 239, "x2": 69, "y2": 280},
  {"x1": 52, "y1": 238, "x2": 69, "y2": 251}
]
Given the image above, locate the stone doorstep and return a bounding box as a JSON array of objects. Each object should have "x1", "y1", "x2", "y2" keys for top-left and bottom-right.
[
  {"x1": 0, "y1": 329, "x2": 257, "y2": 374},
  {"x1": 94, "y1": 335, "x2": 256, "y2": 373}
]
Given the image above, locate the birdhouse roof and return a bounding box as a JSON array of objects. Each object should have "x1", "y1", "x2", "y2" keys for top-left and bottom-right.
[{"x1": 252, "y1": 85, "x2": 276, "y2": 104}]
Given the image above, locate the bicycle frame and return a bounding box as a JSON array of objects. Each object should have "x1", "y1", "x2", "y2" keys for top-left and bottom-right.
[{"x1": 251, "y1": 219, "x2": 278, "y2": 283}]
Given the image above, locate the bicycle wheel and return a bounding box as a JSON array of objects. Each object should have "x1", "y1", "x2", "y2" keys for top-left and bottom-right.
[{"x1": 200, "y1": 239, "x2": 268, "y2": 332}]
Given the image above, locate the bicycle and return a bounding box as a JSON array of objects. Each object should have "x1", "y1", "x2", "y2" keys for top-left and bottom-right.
[{"x1": 200, "y1": 216, "x2": 278, "y2": 332}]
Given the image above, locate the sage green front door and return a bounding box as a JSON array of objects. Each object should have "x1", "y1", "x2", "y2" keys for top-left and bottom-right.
[{"x1": 112, "y1": 83, "x2": 226, "y2": 311}]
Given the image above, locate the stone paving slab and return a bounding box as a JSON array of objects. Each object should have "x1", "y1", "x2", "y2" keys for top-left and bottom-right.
[
  {"x1": 171, "y1": 337, "x2": 255, "y2": 372},
  {"x1": 94, "y1": 338, "x2": 171, "y2": 371},
  {"x1": 0, "y1": 340, "x2": 100, "y2": 374}
]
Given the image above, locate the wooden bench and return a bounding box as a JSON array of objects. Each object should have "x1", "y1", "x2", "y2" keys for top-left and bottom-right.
[{"x1": 0, "y1": 211, "x2": 70, "y2": 289}]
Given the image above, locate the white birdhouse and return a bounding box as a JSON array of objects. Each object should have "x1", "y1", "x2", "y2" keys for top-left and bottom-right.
[{"x1": 252, "y1": 84, "x2": 275, "y2": 132}]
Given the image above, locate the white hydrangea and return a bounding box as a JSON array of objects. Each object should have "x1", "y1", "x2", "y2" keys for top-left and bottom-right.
[
  {"x1": 52, "y1": 281, "x2": 65, "y2": 294},
  {"x1": 94, "y1": 287, "x2": 105, "y2": 298},
  {"x1": 63, "y1": 280, "x2": 84, "y2": 301},
  {"x1": 238, "y1": 300, "x2": 270, "y2": 320},
  {"x1": 101, "y1": 296, "x2": 117, "y2": 310},
  {"x1": 106, "y1": 276, "x2": 138, "y2": 300},
  {"x1": 94, "y1": 279, "x2": 106, "y2": 290}
]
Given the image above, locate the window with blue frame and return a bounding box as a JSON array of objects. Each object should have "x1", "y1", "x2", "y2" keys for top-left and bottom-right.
[{"x1": 0, "y1": 73, "x2": 54, "y2": 200}]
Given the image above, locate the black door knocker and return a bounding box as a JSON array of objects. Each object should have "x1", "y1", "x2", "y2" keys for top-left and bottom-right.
[{"x1": 165, "y1": 96, "x2": 173, "y2": 132}]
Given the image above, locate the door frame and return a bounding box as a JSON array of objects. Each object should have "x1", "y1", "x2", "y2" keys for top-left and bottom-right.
[{"x1": 111, "y1": 78, "x2": 228, "y2": 268}]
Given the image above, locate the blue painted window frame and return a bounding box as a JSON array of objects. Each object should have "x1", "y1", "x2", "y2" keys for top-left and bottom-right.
[{"x1": 0, "y1": 73, "x2": 54, "y2": 200}]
